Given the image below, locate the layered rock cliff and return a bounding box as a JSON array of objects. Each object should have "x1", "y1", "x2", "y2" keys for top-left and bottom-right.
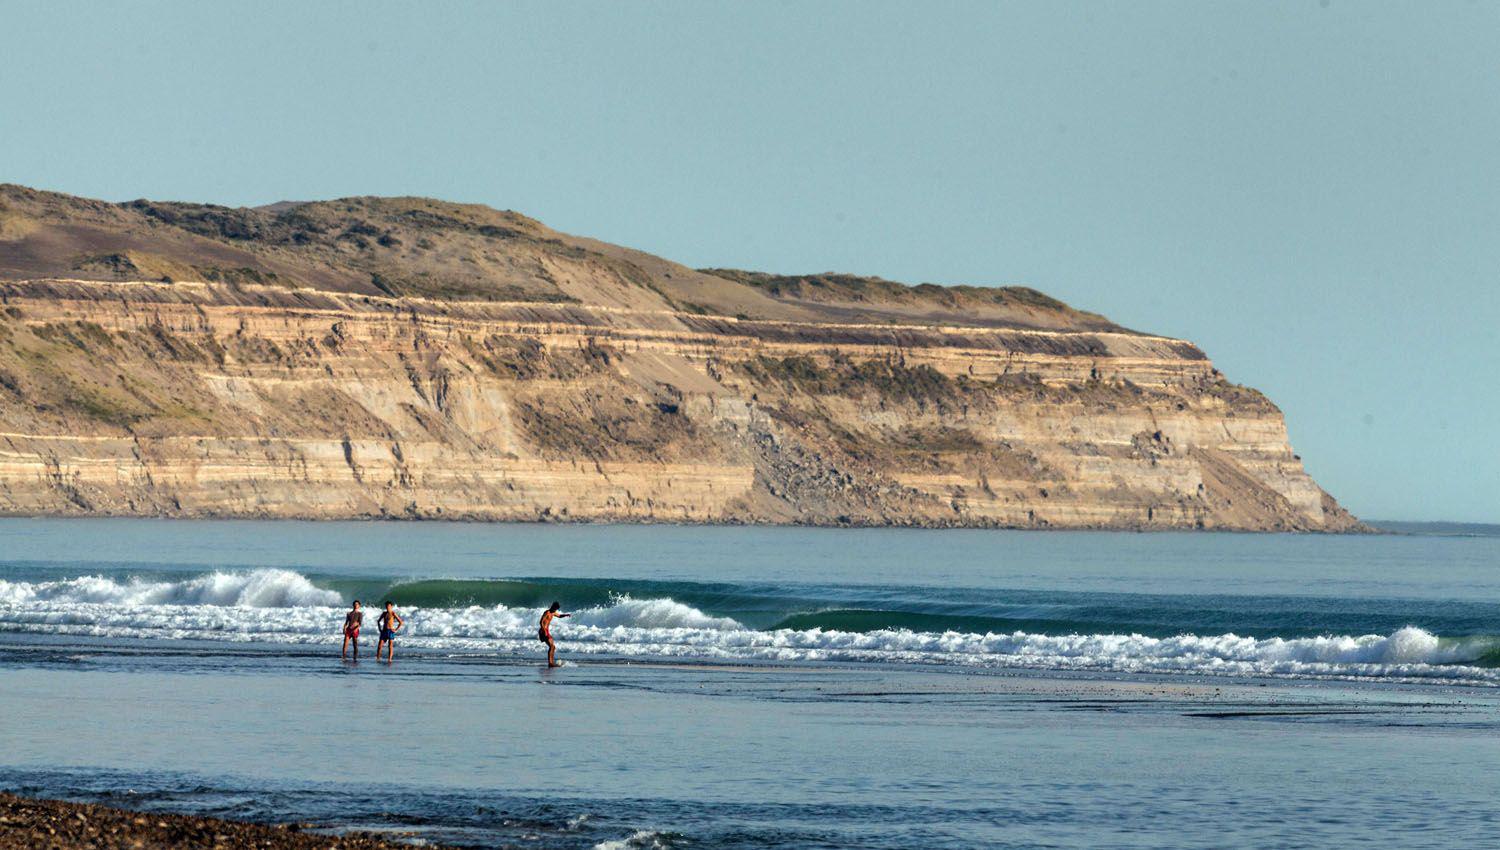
[{"x1": 0, "y1": 186, "x2": 1361, "y2": 530}]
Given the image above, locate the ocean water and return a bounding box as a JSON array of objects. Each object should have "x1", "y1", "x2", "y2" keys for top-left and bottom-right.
[{"x1": 3, "y1": 518, "x2": 1500, "y2": 848}]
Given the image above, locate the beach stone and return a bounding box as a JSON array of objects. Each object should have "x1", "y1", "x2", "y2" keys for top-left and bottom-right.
[{"x1": 0, "y1": 792, "x2": 464, "y2": 850}]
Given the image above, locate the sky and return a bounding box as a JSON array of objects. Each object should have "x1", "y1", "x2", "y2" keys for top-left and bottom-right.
[{"x1": 1, "y1": 1, "x2": 1495, "y2": 522}]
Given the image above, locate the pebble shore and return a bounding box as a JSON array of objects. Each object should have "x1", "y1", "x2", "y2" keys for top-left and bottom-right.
[{"x1": 0, "y1": 793, "x2": 456, "y2": 849}]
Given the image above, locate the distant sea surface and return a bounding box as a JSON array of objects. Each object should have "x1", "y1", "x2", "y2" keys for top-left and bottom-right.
[
  {"x1": 1372, "y1": 519, "x2": 1500, "y2": 537},
  {"x1": 4, "y1": 519, "x2": 1499, "y2": 849}
]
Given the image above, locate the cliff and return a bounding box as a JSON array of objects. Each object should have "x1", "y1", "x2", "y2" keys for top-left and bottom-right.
[{"x1": 0, "y1": 185, "x2": 1362, "y2": 530}]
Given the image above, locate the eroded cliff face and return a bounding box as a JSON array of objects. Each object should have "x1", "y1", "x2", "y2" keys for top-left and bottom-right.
[{"x1": 0, "y1": 279, "x2": 1361, "y2": 530}]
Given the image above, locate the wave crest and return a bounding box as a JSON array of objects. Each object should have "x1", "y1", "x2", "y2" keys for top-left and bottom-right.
[
  {"x1": 0, "y1": 569, "x2": 341, "y2": 608},
  {"x1": 574, "y1": 595, "x2": 742, "y2": 631},
  {"x1": 0, "y1": 570, "x2": 1495, "y2": 685}
]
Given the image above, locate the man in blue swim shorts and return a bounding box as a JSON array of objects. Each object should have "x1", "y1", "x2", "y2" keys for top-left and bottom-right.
[{"x1": 376, "y1": 600, "x2": 404, "y2": 662}]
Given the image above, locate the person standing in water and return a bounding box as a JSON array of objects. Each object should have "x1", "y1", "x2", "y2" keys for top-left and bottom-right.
[
  {"x1": 538, "y1": 602, "x2": 571, "y2": 668},
  {"x1": 341, "y1": 600, "x2": 363, "y2": 660},
  {"x1": 376, "y1": 600, "x2": 404, "y2": 662}
]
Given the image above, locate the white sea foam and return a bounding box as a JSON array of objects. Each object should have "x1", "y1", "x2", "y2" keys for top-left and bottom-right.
[
  {"x1": 593, "y1": 830, "x2": 674, "y2": 850},
  {"x1": 572, "y1": 594, "x2": 742, "y2": 631},
  {"x1": 0, "y1": 569, "x2": 340, "y2": 608},
  {"x1": 1, "y1": 569, "x2": 1495, "y2": 685}
]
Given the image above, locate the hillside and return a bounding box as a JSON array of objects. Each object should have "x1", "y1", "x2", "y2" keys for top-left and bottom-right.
[
  {"x1": 0, "y1": 186, "x2": 1362, "y2": 530},
  {"x1": 0, "y1": 185, "x2": 1122, "y2": 331}
]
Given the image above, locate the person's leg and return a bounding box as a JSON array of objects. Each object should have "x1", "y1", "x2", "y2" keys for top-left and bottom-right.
[
  {"x1": 388, "y1": 640, "x2": 395, "y2": 662},
  {"x1": 342, "y1": 634, "x2": 349, "y2": 659},
  {"x1": 547, "y1": 638, "x2": 557, "y2": 667}
]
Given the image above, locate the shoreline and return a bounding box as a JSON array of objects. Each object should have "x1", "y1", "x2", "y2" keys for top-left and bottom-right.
[
  {"x1": 0, "y1": 510, "x2": 1380, "y2": 534},
  {"x1": 0, "y1": 793, "x2": 455, "y2": 850}
]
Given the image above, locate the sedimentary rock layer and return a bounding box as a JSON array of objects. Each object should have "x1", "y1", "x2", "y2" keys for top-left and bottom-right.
[{"x1": 0, "y1": 278, "x2": 1360, "y2": 530}]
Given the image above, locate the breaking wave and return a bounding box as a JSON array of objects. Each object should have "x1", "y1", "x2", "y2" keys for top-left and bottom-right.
[
  {"x1": 2, "y1": 569, "x2": 1497, "y2": 685},
  {"x1": 0, "y1": 569, "x2": 341, "y2": 608}
]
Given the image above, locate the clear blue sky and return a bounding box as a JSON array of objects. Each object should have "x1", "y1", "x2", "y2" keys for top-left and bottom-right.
[{"x1": 2, "y1": 1, "x2": 1495, "y2": 522}]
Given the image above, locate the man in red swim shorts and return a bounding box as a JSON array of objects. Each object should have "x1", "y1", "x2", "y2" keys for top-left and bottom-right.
[
  {"x1": 342, "y1": 600, "x2": 362, "y2": 660},
  {"x1": 538, "y1": 601, "x2": 571, "y2": 668}
]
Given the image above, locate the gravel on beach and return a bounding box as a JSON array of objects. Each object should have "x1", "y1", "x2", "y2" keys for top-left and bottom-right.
[{"x1": 0, "y1": 793, "x2": 457, "y2": 850}]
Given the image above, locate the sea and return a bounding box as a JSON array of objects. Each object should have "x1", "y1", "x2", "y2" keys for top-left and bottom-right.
[{"x1": 2, "y1": 518, "x2": 1498, "y2": 849}]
